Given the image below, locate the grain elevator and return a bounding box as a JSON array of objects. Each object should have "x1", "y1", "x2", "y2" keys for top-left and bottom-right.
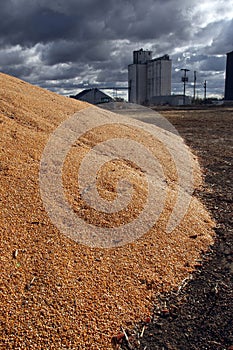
[
  {"x1": 225, "y1": 50, "x2": 233, "y2": 101},
  {"x1": 128, "y1": 49, "x2": 172, "y2": 105}
]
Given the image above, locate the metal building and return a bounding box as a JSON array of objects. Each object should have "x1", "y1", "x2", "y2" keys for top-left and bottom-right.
[
  {"x1": 224, "y1": 50, "x2": 233, "y2": 101},
  {"x1": 128, "y1": 49, "x2": 172, "y2": 105},
  {"x1": 70, "y1": 88, "x2": 113, "y2": 105}
]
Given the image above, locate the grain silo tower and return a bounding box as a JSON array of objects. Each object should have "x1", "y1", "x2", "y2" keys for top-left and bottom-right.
[
  {"x1": 128, "y1": 49, "x2": 172, "y2": 105},
  {"x1": 128, "y1": 49, "x2": 152, "y2": 105},
  {"x1": 133, "y1": 48, "x2": 152, "y2": 64},
  {"x1": 224, "y1": 50, "x2": 233, "y2": 101}
]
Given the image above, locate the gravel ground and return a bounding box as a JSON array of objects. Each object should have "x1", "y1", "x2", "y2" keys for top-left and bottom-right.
[{"x1": 119, "y1": 106, "x2": 233, "y2": 350}]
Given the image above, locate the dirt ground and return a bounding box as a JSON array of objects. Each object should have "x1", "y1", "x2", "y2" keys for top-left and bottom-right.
[{"x1": 120, "y1": 106, "x2": 233, "y2": 350}]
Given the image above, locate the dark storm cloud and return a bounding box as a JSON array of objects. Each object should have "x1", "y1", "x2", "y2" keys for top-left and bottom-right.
[
  {"x1": 0, "y1": 0, "x2": 197, "y2": 46},
  {"x1": 0, "y1": 6, "x2": 76, "y2": 46},
  {"x1": 0, "y1": 0, "x2": 232, "y2": 97},
  {"x1": 207, "y1": 19, "x2": 233, "y2": 54},
  {"x1": 199, "y1": 56, "x2": 225, "y2": 72},
  {"x1": 0, "y1": 46, "x2": 25, "y2": 66},
  {"x1": 40, "y1": 40, "x2": 112, "y2": 65}
]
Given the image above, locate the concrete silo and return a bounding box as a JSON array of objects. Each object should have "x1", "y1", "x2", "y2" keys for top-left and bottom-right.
[
  {"x1": 224, "y1": 50, "x2": 233, "y2": 101},
  {"x1": 128, "y1": 49, "x2": 172, "y2": 105}
]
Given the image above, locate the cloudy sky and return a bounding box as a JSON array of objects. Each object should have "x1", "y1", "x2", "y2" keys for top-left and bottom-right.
[{"x1": 0, "y1": 0, "x2": 233, "y2": 99}]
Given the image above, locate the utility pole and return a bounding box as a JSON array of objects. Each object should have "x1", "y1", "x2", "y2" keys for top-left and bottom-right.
[
  {"x1": 193, "y1": 71, "x2": 197, "y2": 102},
  {"x1": 203, "y1": 80, "x2": 207, "y2": 103},
  {"x1": 181, "y1": 68, "x2": 190, "y2": 105}
]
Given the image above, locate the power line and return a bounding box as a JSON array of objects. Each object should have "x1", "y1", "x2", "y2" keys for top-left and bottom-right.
[{"x1": 181, "y1": 69, "x2": 190, "y2": 105}]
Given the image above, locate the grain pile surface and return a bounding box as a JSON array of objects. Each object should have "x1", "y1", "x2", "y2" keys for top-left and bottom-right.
[{"x1": 0, "y1": 73, "x2": 215, "y2": 349}]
